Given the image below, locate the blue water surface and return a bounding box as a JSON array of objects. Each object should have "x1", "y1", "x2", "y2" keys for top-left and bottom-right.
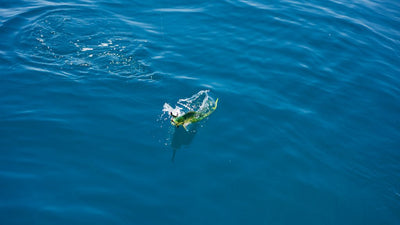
[{"x1": 1, "y1": 0, "x2": 399, "y2": 224}]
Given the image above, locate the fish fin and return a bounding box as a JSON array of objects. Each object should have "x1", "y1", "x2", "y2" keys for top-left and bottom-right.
[
  {"x1": 183, "y1": 123, "x2": 190, "y2": 131},
  {"x1": 170, "y1": 112, "x2": 177, "y2": 118},
  {"x1": 214, "y1": 98, "x2": 218, "y2": 110}
]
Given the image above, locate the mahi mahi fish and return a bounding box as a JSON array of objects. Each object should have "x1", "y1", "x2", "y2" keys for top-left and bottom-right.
[{"x1": 170, "y1": 99, "x2": 218, "y2": 131}]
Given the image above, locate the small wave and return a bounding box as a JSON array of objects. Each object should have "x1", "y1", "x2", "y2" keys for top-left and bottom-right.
[
  {"x1": 236, "y1": 0, "x2": 272, "y2": 10},
  {"x1": 153, "y1": 7, "x2": 205, "y2": 13}
]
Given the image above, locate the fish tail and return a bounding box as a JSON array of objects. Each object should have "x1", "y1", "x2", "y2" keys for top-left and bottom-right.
[{"x1": 213, "y1": 98, "x2": 218, "y2": 110}]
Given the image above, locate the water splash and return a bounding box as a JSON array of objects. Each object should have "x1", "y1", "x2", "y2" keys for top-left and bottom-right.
[{"x1": 162, "y1": 90, "x2": 216, "y2": 118}]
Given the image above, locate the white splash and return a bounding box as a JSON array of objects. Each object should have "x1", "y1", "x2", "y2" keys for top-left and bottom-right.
[
  {"x1": 162, "y1": 90, "x2": 215, "y2": 119},
  {"x1": 162, "y1": 103, "x2": 183, "y2": 118}
]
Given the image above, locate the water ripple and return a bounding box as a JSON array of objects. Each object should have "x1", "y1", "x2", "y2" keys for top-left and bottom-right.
[
  {"x1": 153, "y1": 7, "x2": 205, "y2": 13},
  {"x1": 1, "y1": 0, "x2": 400, "y2": 224},
  {"x1": 4, "y1": 5, "x2": 160, "y2": 81}
]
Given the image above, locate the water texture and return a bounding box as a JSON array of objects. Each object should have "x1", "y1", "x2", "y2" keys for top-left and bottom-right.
[{"x1": 0, "y1": 0, "x2": 399, "y2": 224}]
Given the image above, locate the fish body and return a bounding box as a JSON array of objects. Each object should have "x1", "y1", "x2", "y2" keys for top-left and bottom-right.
[{"x1": 171, "y1": 98, "x2": 218, "y2": 131}]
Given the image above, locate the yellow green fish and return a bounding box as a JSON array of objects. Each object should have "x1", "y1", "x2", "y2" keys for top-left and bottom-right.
[{"x1": 170, "y1": 98, "x2": 218, "y2": 131}]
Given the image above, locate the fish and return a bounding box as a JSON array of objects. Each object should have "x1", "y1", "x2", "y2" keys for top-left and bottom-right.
[{"x1": 170, "y1": 98, "x2": 218, "y2": 131}]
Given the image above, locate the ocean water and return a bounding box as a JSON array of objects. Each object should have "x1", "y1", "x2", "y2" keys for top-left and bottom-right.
[{"x1": 1, "y1": 0, "x2": 399, "y2": 224}]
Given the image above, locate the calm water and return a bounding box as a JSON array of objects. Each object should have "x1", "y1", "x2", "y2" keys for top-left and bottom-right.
[{"x1": 1, "y1": 0, "x2": 399, "y2": 224}]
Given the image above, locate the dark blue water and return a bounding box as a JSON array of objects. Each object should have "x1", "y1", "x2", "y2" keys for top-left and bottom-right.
[{"x1": 1, "y1": 0, "x2": 400, "y2": 224}]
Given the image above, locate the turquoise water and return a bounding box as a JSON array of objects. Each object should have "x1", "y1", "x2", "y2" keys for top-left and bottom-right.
[{"x1": 1, "y1": 0, "x2": 400, "y2": 224}]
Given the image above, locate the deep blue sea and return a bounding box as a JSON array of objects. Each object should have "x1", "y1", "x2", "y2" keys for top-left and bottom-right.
[{"x1": 1, "y1": 0, "x2": 400, "y2": 224}]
